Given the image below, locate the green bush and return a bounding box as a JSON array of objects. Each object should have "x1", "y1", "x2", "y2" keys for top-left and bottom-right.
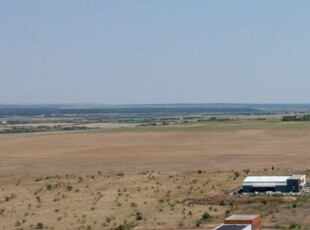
[
  {"x1": 202, "y1": 212, "x2": 212, "y2": 220},
  {"x1": 135, "y1": 211, "x2": 143, "y2": 221}
]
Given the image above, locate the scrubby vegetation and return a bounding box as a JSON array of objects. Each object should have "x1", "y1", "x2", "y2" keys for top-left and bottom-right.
[{"x1": 0, "y1": 169, "x2": 308, "y2": 229}]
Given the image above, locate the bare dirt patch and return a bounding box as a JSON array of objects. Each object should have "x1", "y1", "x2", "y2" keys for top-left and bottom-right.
[{"x1": 0, "y1": 127, "x2": 309, "y2": 175}]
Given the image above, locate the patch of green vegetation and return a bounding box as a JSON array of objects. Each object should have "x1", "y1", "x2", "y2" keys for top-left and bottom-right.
[
  {"x1": 94, "y1": 120, "x2": 310, "y2": 134},
  {"x1": 282, "y1": 114, "x2": 310, "y2": 122}
]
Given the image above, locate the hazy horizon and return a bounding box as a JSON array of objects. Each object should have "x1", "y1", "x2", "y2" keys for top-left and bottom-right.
[
  {"x1": 1, "y1": 1, "x2": 310, "y2": 104},
  {"x1": 1, "y1": 102, "x2": 310, "y2": 108}
]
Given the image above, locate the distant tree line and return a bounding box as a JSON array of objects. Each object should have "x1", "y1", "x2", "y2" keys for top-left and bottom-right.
[
  {"x1": 282, "y1": 115, "x2": 310, "y2": 122},
  {"x1": 0, "y1": 126, "x2": 92, "y2": 134},
  {"x1": 208, "y1": 117, "x2": 231, "y2": 122}
]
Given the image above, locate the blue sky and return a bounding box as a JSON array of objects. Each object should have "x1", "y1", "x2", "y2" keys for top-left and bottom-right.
[{"x1": 1, "y1": 1, "x2": 310, "y2": 104}]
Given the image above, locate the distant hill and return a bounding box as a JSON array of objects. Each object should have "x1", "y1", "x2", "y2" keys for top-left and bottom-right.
[{"x1": 0, "y1": 103, "x2": 309, "y2": 117}]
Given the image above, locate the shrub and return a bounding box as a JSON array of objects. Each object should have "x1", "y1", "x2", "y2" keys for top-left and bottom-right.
[
  {"x1": 117, "y1": 172, "x2": 125, "y2": 177},
  {"x1": 202, "y1": 212, "x2": 212, "y2": 220},
  {"x1": 113, "y1": 222, "x2": 136, "y2": 230},
  {"x1": 66, "y1": 185, "x2": 73, "y2": 191},
  {"x1": 35, "y1": 222, "x2": 44, "y2": 229},
  {"x1": 0, "y1": 208, "x2": 5, "y2": 215},
  {"x1": 261, "y1": 199, "x2": 268, "y2": 205},
  {"x1": 243, "y1": 169, "x2": 250, "y2": 174},
  {"x1": 130, "y1": 202, "x2": 137, "y2": 208},
  {"x1": 136, "y1": 211, "x2": 143, "y2": 220},
  {"x1": 4, "y1": 193, "x2": 16, "y2": 202},
  {"x1": 15, "y1": 220, "x2": 21, "y2": 226},
  {"x1": 219, "y1": 200, "x2": 225, "y2": 206},
  {"x1": 46, "y1": 184, "x2": 53, "y2": 191},
  {"x1": 289, "y1": 223, "x2": 298, "y2": 229}
]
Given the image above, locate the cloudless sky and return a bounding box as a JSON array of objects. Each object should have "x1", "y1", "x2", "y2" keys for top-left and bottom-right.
[{"x1": 1, "y1": 1, "x2": 310, "y2": 104}]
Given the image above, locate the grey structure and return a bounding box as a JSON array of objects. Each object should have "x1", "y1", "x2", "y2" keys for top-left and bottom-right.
[
  {"x1": 213, "y1": 224, "x2": 251, "y2": 230},
  {"x1": 243, "y1": 175, "x2": 306, "y2": 193}
]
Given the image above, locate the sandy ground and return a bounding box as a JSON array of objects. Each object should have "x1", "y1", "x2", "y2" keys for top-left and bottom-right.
[{"x1": 0, "y1": 127, "x2": 309, "y2": 176}]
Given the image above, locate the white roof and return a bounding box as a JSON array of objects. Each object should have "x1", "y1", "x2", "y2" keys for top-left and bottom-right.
[
  {"x1": 243, "y1": 176, "x2": 289, "y2": 187},
  {"x1": 244, "y1": 176, "x2": 289, "y2": 183},
  {"x1": 226, "y1": 214, "x2": 260, "y2": 220}
]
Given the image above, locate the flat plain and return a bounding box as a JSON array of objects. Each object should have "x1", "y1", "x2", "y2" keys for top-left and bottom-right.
[{"x1": 0, "y1": 121, "x2": 309, "y2": 229}]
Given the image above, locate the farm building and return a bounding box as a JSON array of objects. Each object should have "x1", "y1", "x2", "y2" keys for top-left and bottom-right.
[
  {"x1": 213, "y1": 224, "x2": 251, "y2": 230},
  {"x1": 243, "y1": 175, "x2": 306, "y2": 193},
  {"x1": 224, "y1": 214, "x2": 261, "y2": 230}
]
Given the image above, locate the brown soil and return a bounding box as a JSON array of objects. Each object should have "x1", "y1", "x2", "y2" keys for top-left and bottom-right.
[{"x1": 0, "y1": 128, "x2": 309, "y2": 176}]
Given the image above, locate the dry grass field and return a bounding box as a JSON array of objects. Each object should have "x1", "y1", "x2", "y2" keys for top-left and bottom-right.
[{"x1": 0, "y1": 121, "x2": 309, "y2": 229}]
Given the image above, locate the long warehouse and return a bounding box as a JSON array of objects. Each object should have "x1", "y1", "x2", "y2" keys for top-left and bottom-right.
[{"x1": 243, "y1": 175, "x2": 306, "y2": 193}]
